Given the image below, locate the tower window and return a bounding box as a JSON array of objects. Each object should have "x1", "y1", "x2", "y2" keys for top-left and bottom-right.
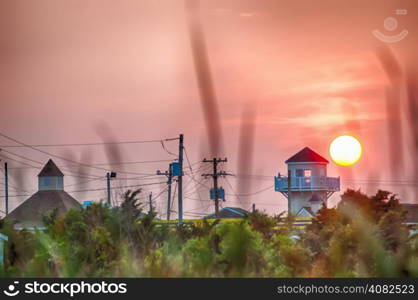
[{"x1": 295, "y1": 169, "x2": 311, "y2": 177}]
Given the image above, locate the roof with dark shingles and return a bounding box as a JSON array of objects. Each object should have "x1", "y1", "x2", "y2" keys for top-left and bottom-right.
[
  {"x1": 38, "y1": 159, "x2": 64, "y2": 177},
  {"x1": 205, "y1": 207, "x2": 249, "y2": 219},
  {"x1": 402, "y1": 204, "x2": 418, "y2": 223},
  {"x1": 5, "y1": 190, "x2": 80, "y2": 227},
  {"x1": 285, "y1": 147, "x2": 329, "y2": 163}
]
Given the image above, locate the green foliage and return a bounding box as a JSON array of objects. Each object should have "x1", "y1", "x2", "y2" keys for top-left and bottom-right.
[
  {"x1": 246, "y1": 210, "x2": 278, "y2": 239},
  {"x1": 302, "y1": 189, "x2": 416, "y2": 277},
  {"x1": 0, "y1": 188, "x2": 416, "y2": 278}
]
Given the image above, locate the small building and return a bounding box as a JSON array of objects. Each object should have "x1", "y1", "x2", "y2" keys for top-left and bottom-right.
[
  {"x1": 204, "y1": 207, "x2": 249, "y2": 219},
  {"x1": 275, "y1": 147, "x2": 340, "y2": 216},
  {"x1": 401, "y1": 203, "x2": 418, "y2": 235},
  {"x1": 402, "y1": 203, "x2": 418, "y2": 225},
  {"x1": 5, "y1": 159, "x2": 81, "y2": 229}
]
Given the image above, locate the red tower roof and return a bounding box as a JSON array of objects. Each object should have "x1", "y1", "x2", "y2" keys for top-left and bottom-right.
[{"x1": 285, "y1": 147, "x2": 329, "y2": 163}]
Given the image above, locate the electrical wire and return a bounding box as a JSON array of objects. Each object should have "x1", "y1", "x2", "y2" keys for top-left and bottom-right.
[
  {"x1": 160, "y1": 140, "x2": 178, "y2": 157},
  {"x1": 183, "y1": 146, "x2": 204, "y2": 202},
  {"x1": 223, "y1": 175, "x2": 243, "y2": 204},
  {"x1": 0, "y1": 151, "x2": 102, "y2": 179},
  {"x1": 0, "y1": 181, "x2": 167, "y2": 198},
  {"x1": 0, "y1": 138, "x2": 175, "y2": 148},
  {"x1": 0, "y1": 132, "x2": 177, "y2": 176}
]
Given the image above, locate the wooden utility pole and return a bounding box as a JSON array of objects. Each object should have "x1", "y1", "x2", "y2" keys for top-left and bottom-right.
[
  {"x1": 166, "y1": 168, "x2": 172, "y2": 220},
  {"x1": 149, "y1": 192, "x2": 153, "y2": 213},
  {"x1": 106, "y1": 172, "x2": 111, "y2": 206},
  {"x1": 156, "y1": 163, "x2": 173, "y2": 220},
  {"x1": 287, "y1": 169, "x2": 292, "y2": 214},
  {"x1": 163, "y1": 134, "x2": 184, "y2": 224},
  {"x1": 106, "y1": 171, "x2": 117, "y2": 207},
  {"x1": 4, "y1": 162, "x2": 8, "y2": 216},
  {"x1": 178, "y1": 134, "x2": 184, "y2": 224},
  {"x1": 202, "y1": 158, "x2": 229, "y2": 216}
]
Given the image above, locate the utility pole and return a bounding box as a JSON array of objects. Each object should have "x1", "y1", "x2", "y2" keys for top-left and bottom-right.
[
  {"x1": 287, "y1": 169, "x2": 292, "y2": 214},
  {"x1": 106, "y1": 171, "x2": 117, "y2": 207},
  {"x1": 149, "y1": 192, "x2": 153, "y2": 213},
  {"x1": 178, "y1": 134, "x2": 184, "y2": 224},
  {"x1": 166, "y1": 169, "x2": 172, "y2": 220},
  {"x1": 163, "y1": 134, "x2": 184, "y2": 224},
  {"x1": 106, "y1": 173, "x2": 111, "y2": 206},
  {"x1": 157, "y1": 163, "x2": 173, "y2": 220},
  {"x1": 4, "y1": 162, "x2": 8, "y2": 216},
  {"x1": 202, "y1": 158, "x2": 230, "y2": 216}
]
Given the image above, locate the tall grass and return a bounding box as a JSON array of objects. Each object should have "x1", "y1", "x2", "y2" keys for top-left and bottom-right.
[{"x1": 0, "y1": 189, "x2": 417, "y2": 278}]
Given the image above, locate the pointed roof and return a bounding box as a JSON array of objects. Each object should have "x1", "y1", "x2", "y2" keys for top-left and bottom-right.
[
  {"x1": 38, "y1": 159, "x2": 64, "y2": 177},
  {"x1": 5, "y1": 190, "x2": 81, "y2": 228},
  {"x1": 204, "y1": 207, "x2": 249, "y2": 219},
  {"x1": 296, "y1": 206, "x2": 315, "y2": 217},
  {"x1": 285, "y1": 147, "x2": 329, "y2": 163}
]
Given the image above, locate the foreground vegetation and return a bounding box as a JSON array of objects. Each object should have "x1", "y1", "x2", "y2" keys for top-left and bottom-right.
[{"x1": 0, "y1": 189, "x2": 417, "y2": 277}]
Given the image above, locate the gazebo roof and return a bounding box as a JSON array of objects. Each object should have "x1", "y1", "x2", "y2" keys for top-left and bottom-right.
[
  {"x1": 38, "y1": 159, "x2": 64, "y2": 177},
  {"x1": 5, "y1": 190, "x2": 80, "y2": 228}
]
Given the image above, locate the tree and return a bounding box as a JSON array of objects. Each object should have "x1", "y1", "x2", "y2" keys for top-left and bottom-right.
[
  {"x1": 120, "y1": 189, "x2": 143, "y2": 221},
  {"x1": 338, "y1": 189, "x2": 405, "y2": 223}
]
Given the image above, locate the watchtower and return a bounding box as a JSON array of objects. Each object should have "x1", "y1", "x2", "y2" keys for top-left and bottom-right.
[{"x1": 274, "y1": 147, "x2": 340, "y2": 216}]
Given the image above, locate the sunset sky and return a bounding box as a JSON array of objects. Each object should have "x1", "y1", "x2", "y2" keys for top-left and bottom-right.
[{"x1": 1, "y1": 0, "x2": 417, "y2": 217}]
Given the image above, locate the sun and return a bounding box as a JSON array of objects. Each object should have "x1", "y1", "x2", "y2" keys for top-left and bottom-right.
[{"x1": 329, "y1": 135, "x2": 362, "y2": 166}]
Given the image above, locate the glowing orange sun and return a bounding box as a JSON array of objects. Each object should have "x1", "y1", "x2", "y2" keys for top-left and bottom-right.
[{"x1": 329, "y1": 135, "x2": 362, "y2": 166}]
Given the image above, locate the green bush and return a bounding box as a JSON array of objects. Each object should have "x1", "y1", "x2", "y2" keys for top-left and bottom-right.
[{"x1": 0, "y1": 188, "x2": 416, "y2": 278}]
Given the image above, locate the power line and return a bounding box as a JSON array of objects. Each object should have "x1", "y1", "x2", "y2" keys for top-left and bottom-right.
[
  {"x1": 1, "y1": 148, "x2": 165, "y2": 178},
  {"x1": 160, "y1": 140, "x2": 178, "y2": 157},
  {"x1": 184, "y1": 196, "x2": 211, "y2": 202},
  {"x1": 0, "y1": 168, "x2": 32, "y2": 194},
  {"x1": 182, "y1": 166, "x2": 212, "y2": 198},
  {"x1": 6, "y1": 159, "x2": 175, "y2": 169},
  {"x1": 226, "y1": 184, "x2": 274, "y2": 197},
  {"x1": 0, "y1": 151, "x2": 102, "y2": 179},
  {"x1": 151, "y1": 186, "x2": 169, "y2": 202},
  {"x1": 0, "y1": 132, "x2": 178, "y2": 176},
  {"x1": 196, "y1": 179, "x2": 273, "y2": 197},
  {"x1": 184, "y1": 203, "x2": 213, "y2": 214},
  {"x1": 181, "y1": 161, "x2": 210, "y2": 198},
  {"x1": 201, "y1": 158, "x2": 232, "y2": 216},
  {"x1": 186, "y1": 173, "x2": 211, "y2": 190},
  {"x1": 222, "y1": 175, "x2": 243, "y2": 204},
  {"x1": 64, "y1": 177, "x2": 104, "y2": 188},
  {"x1": 158, "y1": 180, "x2": 178, "y2": 220},
  {"x1": 228, "y1": 173, "x2": 418, "y2": 184},
  {"x1": 0, "y1": 182, "x2": 30, "y2": 193},
  {"x1": 0, "y1": 181, "x2": 167, "y2": 198},
  {"x1": 0, "y1": 149, "x2": 44, "y2": 166},
  {"x1": 0, "y1": 138, "x2": 175, "y2": 148},
  {"x1": 183, "y1": 147, "x2": 204, "y2": 204},
  {"x1": 149, "y1": 186, "x2": 170, "y2": 218}
]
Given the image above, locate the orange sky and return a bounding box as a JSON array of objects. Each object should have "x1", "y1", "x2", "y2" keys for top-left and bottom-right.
[{"x1": 0, "y1": 0, "x2": 417, "y2": 217}]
